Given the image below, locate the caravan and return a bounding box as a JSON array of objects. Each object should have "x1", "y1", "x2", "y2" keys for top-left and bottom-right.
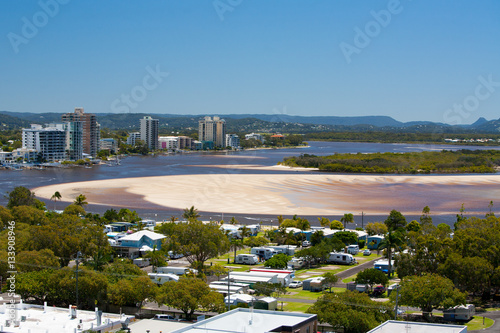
[
  {"x1": 328, "y1": 252, "x2": 356, "y2": 265},
  {"x1": 250, "y1": 247, "x2": 276, "y2": 261},
  {"x1": 235, "y1": 254, "x2": 259, "y2": 265}
]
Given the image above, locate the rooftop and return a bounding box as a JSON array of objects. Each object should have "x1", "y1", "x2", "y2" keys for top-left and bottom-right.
[
  {"x1": 172, "y1": 308, "x2": 316, "y2": 333},
  {"x1": 367, "y1": 320, "x2": 467, "y2": 333},
  {"x1": 119, "y1": 230, "x2": 166, "y2": 242}
]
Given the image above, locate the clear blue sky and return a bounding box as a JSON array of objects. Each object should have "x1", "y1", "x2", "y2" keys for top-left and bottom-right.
[{"x1": 1, "y1": 0, "x2": 499, "y2": 124}]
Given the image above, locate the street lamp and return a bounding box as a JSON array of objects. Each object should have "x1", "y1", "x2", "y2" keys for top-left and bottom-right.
[{"x1": 75, "y1": 251, "x2": 82, "y2": 309}]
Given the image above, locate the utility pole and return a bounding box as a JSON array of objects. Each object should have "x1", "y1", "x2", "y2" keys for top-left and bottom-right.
[
  {"x1": 361, "y1": 212, "x2": 365, "y2": 229},
  {"x1": 227, "y1": 269, "x2": 231, "y2": 311},
  {"x1": 75, "y1": 251, "x2": 82, "y2": 309},
  {"x1": 394, "y1": 285, "x2": 400, "y2": 320}
]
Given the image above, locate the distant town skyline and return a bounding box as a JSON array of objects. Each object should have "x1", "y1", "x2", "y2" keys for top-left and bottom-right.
[{"x1": 1, "y1": 1, "x2": 499, "y2": 124}]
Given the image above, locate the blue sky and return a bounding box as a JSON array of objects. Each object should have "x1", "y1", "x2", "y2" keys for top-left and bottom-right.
[{"x1": 1, "y1": 0, "x2": 499, "y2": 124}]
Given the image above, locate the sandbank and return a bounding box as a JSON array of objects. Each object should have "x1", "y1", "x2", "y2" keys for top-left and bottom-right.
[{"x1": 33, "y1": 173, "x2": 500, "y2": 216}]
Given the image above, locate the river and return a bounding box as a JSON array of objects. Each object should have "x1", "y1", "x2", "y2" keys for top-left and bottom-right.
[{"x1": 1, "y1": 141, "x2": 499, "y2": 227}]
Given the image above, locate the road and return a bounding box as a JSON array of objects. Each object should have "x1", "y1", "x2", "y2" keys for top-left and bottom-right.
[{"x1": 334, "y1": 256, "x2": 382, "y2": 287}]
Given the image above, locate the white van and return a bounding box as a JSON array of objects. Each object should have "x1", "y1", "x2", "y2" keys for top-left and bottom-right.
[
  {"x1": 346, "y1": 244, "x2": 359, "y2": 255},
  {"x1": 250, "y1": 247, "x2": 275, "y2": 261},
  {"x1": 328, "y1": 252, "x2": 356, "y2": 265},
  {"x1": 235, "y1": 254, "x2": 259, "y2": 265}
]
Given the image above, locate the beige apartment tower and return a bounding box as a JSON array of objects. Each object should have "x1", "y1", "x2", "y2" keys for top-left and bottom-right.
[
  {"x1": 62, "y1": 108, "x2": 100, "y2": 158},
  {"x1": 198, "y1": 116, "x2": 226, "y2": 148}
]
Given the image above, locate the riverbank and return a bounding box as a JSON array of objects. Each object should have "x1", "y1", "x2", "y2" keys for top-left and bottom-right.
[{"x1": 33, "y1": 171, "x2": 500, "y2": 216}]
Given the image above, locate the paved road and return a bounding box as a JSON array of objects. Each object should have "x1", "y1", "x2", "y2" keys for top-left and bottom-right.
[
  {"x1": 478, "y1": 311, "x2": 500, "y2": 332},
  {"x1": 335, "y1": 256, "x2": 382, "y2": 287}
]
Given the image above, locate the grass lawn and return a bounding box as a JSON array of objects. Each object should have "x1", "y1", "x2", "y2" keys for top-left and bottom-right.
[
  {"x1": 342, "y1": 274, "x2": 357, "y2": 283},
  {"x1": 282, "y1": 302, "x2": 312, "y2": 313},
  {"x1": 282, "y1": 288, "x2": 344, "y2": 300},
  {"x1": 466, "y1": 316, "x2": 494, "y2": 331}
]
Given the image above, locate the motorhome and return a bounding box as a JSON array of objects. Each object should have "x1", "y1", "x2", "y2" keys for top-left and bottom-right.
[
  {"x1": 328, "y1": 252, "x2": 356, "y2": 265},
  {"x1": 250, "y1": 247, "x2": 276, "y2": 261},
  {"x1": 157, "y1": 266, "x2": 198, "y2": 276},
  {"x1": 288, "y1": 257, "x2": 305, "y2": 270},
  {"x1": 235, "y1": 254, "x2": 259, "y2": 265},
  {"x1": 346, "y1": 244, "x2": 359, "y2": 255},
  {"x1": 148, "y1": 273, "x2": 179, "y2": 285}
]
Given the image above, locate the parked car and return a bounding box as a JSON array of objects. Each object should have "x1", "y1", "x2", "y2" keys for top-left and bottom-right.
[
  {"x1": 154, "y1": 314, "x2": 176, "y2": 321},
  {"x1": 363, "y1": 249, "x2": 371, "y2": 256},
  {"x1": 289, "y1": 281, "x2": 303, "y2": 288},
  {"x1": 373, "y1": 285, "x2": 386, "y2": 296},
  {"x1": 302, "y1": 240, "x2": 311, "y2": 247}
]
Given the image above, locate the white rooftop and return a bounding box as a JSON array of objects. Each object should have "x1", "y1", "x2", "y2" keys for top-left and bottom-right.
[
  {"x1": 0, "y1": 301, "x2": 132, "y2": 333},
  {"x1": 368, "y1": 320, "x2": 467, "y2": 333},
  {"x1": 172, "y1": 308, "x2": 316, "y2": 333},
  {"x1": 128, "y1": 318, "x2": 191, "y2": 333},
  {"x1": 119, "y1": 230, "x2": 166, "y2": 241}
]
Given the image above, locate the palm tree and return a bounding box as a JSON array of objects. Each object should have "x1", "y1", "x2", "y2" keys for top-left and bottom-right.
[
  {"x1": 230, "y1": 238, "x2": 244, "y2": 263},
  {"x1": 182, "y1": 206, "x2": 200, "y2": 220},
  {"x1": 377, "y1": 230, "x2": 404, "y2": 278},
  {"x1": 240, "y1": 226, "x2": 251, "y2": 242},
  {"x1": 340, "y1": 213, "x2": 354, "y2": 230},
  {"x1": 229, "y1": 217, "x2": 238, "y2": 225},
  {"x1": 50, "y1": 191, "x2": 62, "y2": 210},
  {"x1": 169, "y1": 216, "x2": 179, "y2": 223},
  {"x1": 74, "y1": 194, "x2": 88, "y2": 207}
]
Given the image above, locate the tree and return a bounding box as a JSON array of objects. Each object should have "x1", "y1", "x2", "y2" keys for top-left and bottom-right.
[
  {"x1": 229, "y1": 216, "x2": 238, "y2": 224},
  {"x1": 230, "y1": 238, "x2": 244, "y2": 263},
  {"x1": 333, "y1": 231, "x2": 358, "y2": 245},
  {"x1": 11, "y1": 205, "x2": 49, "y2": 225},
  {"x1": 0, "y1": 206, "x2": 13, "y2": 230},
  {"x1": 243, "y1": 236, "x2": 269, "y2": 248},
  {"x1": 264, "y1": 253, "x2": 290, "y2": 269},
  {"x1": 50, "y1": 191, "x2": 62, "y2": 210},
  {"x1": 7, "y1": 186, "x2": 39, "y2": 209},
  {"x1": 340, "y1": 213, "x2": 354, "y2": 230},
  {"x1": 182, "y1": 206, "x2": 200, "y2": 220},
  {"x1": 393, "y1": 273, "x2": 466, "y2": 320},
  {"x1": 103, "y1": 259, "x2": 145, "y2": 284},
  {"x1": 355, "y1": 268, "x2": 389, "y2": 292},
  {"x1": 323, "y1": 272, "x2": 339, "y2": 292},
  {"x1": 384, "y1": 210, "x2": 407, "y2": 231},
  {"x1": 144, "y1": 246, "x2": 167, "y2": 273},
  {"x1": 318, "y1": 217, "x2": 331, "y2": 228},
  {"x1": 207, "y1": 264, "x2": 228, "y2": 281},
  {"x1": 74, "y1": 194, "x2": 88, "y2": 207},
  {"x1": 16, "y1": 249, "x2": 59, "y2": 273},
  {"x1": 420, "y1": 206, "x2": 435, "y2": 234},
  {"x1": 365, "y1": 222, "x2": 387, "y2": 236},
  {"x1": 406, "y1": 220, "x2": 421, "y2": 233},
  {"x1": 307, "y1": 291, "x2": 393, "y2": 333},
  {"x1": 330, "y1": 220, "x2": 344, "y2": 230},
  {"x1": 377, "y1": 230, "x2": 404, "y2": 277},
  {"x1": 438, "y1": 253, "x2": 493, "y2": 296},
  {"x1": 159, "y1": 277, "x2": 225, "y2": 320},
  {"x1": 103, "y1": 209, "x2": 119, "y2": 222},
  {"x1": 170, "y1": 220, "x2": 230, "y2": 270},
  {"x1": 310, "y1": 230, "x2": 324, "y2": 246},
  {"x1": 63, "y1": 204, "x2": 86, "y2": 216}
]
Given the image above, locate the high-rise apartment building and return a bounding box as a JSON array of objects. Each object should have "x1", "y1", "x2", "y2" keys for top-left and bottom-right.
[
  {"x1": 62, "y1": 107, "x2": 100, "y2": 158},
  {"x1": 198, "y1": 116, "x2": 226, "y2": 148},
  {"x1": 126, "y1": 132, "x2": 141, "y2": 146},
  {"x1": 22, "y1": 124, "x2": 68, "y2": 162},
  {"x1": 140, "y1": 116, "x2": 159, "y2": 150}
]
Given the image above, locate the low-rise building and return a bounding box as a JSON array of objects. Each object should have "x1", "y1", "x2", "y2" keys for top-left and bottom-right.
[
  {"x1": 99, "y1": 138, "x2": 118, "y2": 153},
  {"x1": 172, "y1": 308, "x2": 317, "y2": 333},
  {"x1": 225, "y1": 134, "x2": 240, "y2": 149},
  {"x1": 367, "y1": 320, "x2": 467, "y2": 333},
  {"x1": 245, "y1": 133, "x2": 264, "y2": 143}
]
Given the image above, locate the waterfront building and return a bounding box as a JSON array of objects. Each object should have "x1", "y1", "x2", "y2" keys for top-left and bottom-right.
[
  {"x1": 64, "y1": 121, "x2": 84, "y2": 161},
  {"x1": 225, "y1": 134, "x2": 240, "y2": 149},
  {"x1": 22, "y1": 124, "x2": 68, "y2": 162},
  {"x1": 245, "y1": 132, "x2": 264, "y2": 143},
  {"x1": 126, "y1": 132, "x2": 141, "y2": 146},
  {"x1": 140, "y1": 116, "x2": 159, "y2": 150},
  {"x1": 62, "y1": 107, "x2": 100, "y2": 158},
  {"x1": 198, "y1": 116, "x2": 226, "y2": 148},
  {"x1": 99, "y1": 138, "x2": 118, "y2": 153},
  {"x1": 159, "y1": 136, "x2": 178, "y2": 150},
  {"x1": 178, "y1": 135, "x2": 193, "y2": 149}
]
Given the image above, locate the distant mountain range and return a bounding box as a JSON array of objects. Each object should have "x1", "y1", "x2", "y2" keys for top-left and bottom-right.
[{"x1": 1, "y1": 111, "x2": 499, "y2": 134}]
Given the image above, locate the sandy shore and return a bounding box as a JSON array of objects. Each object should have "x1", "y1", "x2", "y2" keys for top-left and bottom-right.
[{"x1": 33, "y1": 171, "x2": 500, "y2": 216}]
